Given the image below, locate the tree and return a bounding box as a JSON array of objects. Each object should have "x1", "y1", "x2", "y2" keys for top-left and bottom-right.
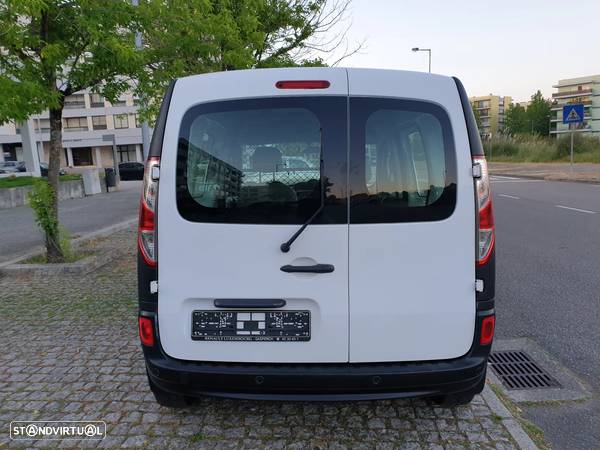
[
  {"x1": 137, "y1": 0, "x2": 359, "y2": 118},
  {"x1": 504, "y1": 104, "x2": 528, "y2": 136},
  {"x1": 0, "y1": 0, "x2": 358, "y2": 261},
  {"x1": 526, "y1": 90, "x2": 552, "y2": 136},
  {"x1": 0, "y1": 1, "x2": 146, "y2": 262}
]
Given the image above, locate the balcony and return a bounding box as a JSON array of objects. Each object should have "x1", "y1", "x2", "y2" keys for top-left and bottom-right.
[
  {"x1": 551, "y1": 100, "x2": 592, "y2": 111},
  {"x1": 552, "y1": 89, "x2": 592, "y2": 99}
]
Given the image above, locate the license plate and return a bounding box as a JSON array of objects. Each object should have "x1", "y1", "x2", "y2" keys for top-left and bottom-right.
[{"x1": 191, "y1": 310, "x2": 310, "y2": 342}]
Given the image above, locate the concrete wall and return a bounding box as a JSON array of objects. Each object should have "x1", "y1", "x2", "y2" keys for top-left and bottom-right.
[{"x1": 0, "y1": 179, "x2": 85, "y2": 210}]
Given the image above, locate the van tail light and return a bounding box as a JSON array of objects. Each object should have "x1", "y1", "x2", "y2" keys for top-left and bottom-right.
[
  {"x1": 139, "y1": 316, "x2": 155, "y2": 346},
  {"x1": 275, "y1": 80, "x2": 330, "y2": 89},
  {"x1": 473, "y1": 156, "x2": 494, "y2": 266},
  {"x1": 138, "y1": 157, "x2": 160, "y2": 267},
  {"x1": 480, "y1": 315, "x2": 495, "y2": 345}
]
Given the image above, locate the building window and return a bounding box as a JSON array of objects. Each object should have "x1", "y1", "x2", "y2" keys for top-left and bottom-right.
[
  {"x1": 92, "y1": 116, "x2": 107, "y2": 130},
  {"x1": 117, "y1": 144, "x2": 138, "y2": 162},
  {"x1": 134, "y1": 114, "x2": 141, "y2": 128},
  {"x1": 111, "y1": 98, "x2": 127, "y2": 107},
  {"x1": 114, "y1": 114, "x2": 129, "y2": 129},
  {"x1": 64, "y1": 117, "x2": 88, "y2": 132},
  {"x1": 72, "y1": 147, "x2": 93, "y2": 166},
  {"x1": 64, "y1": 94, "x2": 85, "y2": 109},
  {"x1": 90, "y1": 93, "x2": 105, "y2": 108},
  {"x1": 34, "y1": 119, "x2": 50, "y2": 133}
]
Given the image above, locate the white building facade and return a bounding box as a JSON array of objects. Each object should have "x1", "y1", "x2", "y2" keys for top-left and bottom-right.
[
  {"x1": 551, "y1": 75, "x2": 600, "y2": 137},
  {"x1": 0, "y1": 90, "x2": 145, "y2": 168}
]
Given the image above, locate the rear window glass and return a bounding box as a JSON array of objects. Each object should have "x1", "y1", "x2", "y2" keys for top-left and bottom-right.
[
  {"x1": 349, "y1": 98, "x2": 456, "y2": 223},
  {"x1": 176, "y1": 97, "x2": 347, "y2": 224}
]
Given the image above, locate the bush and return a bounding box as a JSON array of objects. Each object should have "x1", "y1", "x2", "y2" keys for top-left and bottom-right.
[
  {"x1": 485, "y1": 134, "x2": 600, "y2": 163},
  {"x1": 27, "y1": 180, "x2": 66, "y2": 262}
]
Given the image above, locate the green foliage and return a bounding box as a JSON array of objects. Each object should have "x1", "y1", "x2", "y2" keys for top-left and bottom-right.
[
  {"x1": 0, "y1": 174, "x2": 81, "y2": 189},
  {"x1": 58, "y1": 226, "x2": 76, "y2": 262},
  {"x1": 504, "y1": 91, "x2": 552, "y2": 136},
  {"x1": 527, "y1": 90, "x2": 552, "y2": 136},
  {"x1": 504, "y1": 104, "x2": 528, "y2": 135},
  {"x1": 27, "y1": 179, "x2": 59, "y2": 247},
  {"x1": 0, "y1": 0, "x2": 146, "y2": 122},
  {"x1": 27, "y1": 180, "x2": 81, "y2": 262},
  {"x1": 486, "y1": 134, "x2": 600, "y2": 163},
  {"x1": 137, "y1": 0, "x2": 349, "y2": 120}
]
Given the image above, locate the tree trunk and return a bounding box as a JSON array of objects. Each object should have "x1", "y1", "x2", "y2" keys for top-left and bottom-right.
[{"x1": 46, "y1": 106, "x2": 65, "y2": 263}]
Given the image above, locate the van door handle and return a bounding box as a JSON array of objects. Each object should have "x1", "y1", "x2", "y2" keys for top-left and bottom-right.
[{"x1": 280, "y1": 264, "x2": 335, "y2": 274}]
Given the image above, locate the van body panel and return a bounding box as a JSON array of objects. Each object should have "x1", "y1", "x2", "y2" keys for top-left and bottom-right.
[
  {"x1": 157, "y1": 68, "x2": 349, "y2": 363},
  {"x1": 346, "y1": 69, "x2": 476, "y2": 362},
  {"x1": 154, "y1": 67, "x2": 477, "y2": 366}
]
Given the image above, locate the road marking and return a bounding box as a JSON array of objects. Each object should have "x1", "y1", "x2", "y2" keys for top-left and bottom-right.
[
  {"x1": 498, "y1": 194, "x2": 520, "y2": 200},
  {"x1": 491, "y1": 180, "x2": 544, "y2": 183},
  {"x1": 555, "y1": 205, "x2": 596, "y2": 214},
  {"x1": 491, "y1": 175, "x2": 520, "y2": 180}
]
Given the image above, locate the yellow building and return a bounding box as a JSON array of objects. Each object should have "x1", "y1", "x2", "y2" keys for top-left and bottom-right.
[{"x1": 469, "y1": 94, "x2": 513, "y2": 139}]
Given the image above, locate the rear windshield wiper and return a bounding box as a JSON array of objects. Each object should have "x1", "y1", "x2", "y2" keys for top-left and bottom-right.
[{"x1": 280, "y1": 138, "x2": 325, "y2": 253}]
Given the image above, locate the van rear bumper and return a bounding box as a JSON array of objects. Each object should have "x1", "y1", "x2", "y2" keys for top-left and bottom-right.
[{"x1": 144, "y1": 350, "x2": 488, "y2": 401}]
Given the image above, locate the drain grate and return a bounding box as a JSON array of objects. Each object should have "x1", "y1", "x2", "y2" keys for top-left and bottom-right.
[{"x1": 489, "y1": 350, "x2": 562, "y2": 390}]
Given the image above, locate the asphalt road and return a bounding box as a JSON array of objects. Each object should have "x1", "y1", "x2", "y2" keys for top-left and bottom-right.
[
  {"x1": 492, "y1": 175, "x2": 600, "y2": 450},
  {"x1": 0, "y1": 181, "x2": 141, "y2": 263}
]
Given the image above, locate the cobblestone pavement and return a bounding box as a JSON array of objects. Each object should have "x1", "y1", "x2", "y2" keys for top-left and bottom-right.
[{"x1": 1, "y1": 227, "x2": 522, "y2": 449}]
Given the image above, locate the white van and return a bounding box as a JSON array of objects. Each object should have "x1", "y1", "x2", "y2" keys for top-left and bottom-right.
[{"x1": 137, "y1": 68, "x2": 496, "y2": 407}]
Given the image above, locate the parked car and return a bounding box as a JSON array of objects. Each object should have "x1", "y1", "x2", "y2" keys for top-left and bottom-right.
[
  {"x1": 39, "y1": 162, "x2": 67, "y2": 177},
  {"x1": 0, "y1": 161, "x2": 25, "y2": 173},
  {"x1": 118, "y1": 162, "x2": 144, "y2": 180},
  {"x1": 137, "y1": 68, "x2": 495, "y2": 408}
]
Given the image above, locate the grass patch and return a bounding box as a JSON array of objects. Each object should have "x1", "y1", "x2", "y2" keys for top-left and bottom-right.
[
  {"x1": 190, "y1": 432, "x2": 204, "y2": 443},
  {"x1": 489, "y1": 382, "x2": 553, "y2": 450},
  {"x1": 22, "y1": 251, "x2": 89, "y2": 264},
  {"x1": 0, "y1": 174, "x2": 81, "y2": 189},
  {"x1": 485, "y1": 134, "x2": 600, "y2": 163}
]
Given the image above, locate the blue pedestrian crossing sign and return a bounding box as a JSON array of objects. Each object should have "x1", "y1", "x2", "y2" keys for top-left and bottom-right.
[{"x1": 562, "y1": 104, "x2": 584, "y2": 124}]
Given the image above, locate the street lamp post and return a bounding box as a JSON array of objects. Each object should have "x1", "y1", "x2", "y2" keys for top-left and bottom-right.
[{"x1": 411, "y1": 47, "x2": 431, "y2": 73}]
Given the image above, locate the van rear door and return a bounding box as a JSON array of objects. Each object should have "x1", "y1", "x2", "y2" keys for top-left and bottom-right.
[
  {"x1": 157, "y1": 69, "x2": 349, "y2": 363},
  {"x1": 347, "y1": 69, "x2": 476, "y2": 362}
]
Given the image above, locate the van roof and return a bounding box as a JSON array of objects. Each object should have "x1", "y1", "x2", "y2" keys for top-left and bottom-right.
[{"x1": 175, "y1": 67, "x2": 453, "y2": 84}]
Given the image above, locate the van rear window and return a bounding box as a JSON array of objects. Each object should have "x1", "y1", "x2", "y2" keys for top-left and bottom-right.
[
  {"x1": 349, "y1": 98, "x2": 457, "y2": 223},
  {"x1": 176, "y1": 97, "x2": 347, "y2": 224}
]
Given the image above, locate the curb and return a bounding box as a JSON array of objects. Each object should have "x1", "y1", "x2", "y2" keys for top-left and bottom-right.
[
  {"x1": 490, "y1": 171, "x2": 600, "y2": 185},
  {"x1": 481, "y1": 384, "x2": 539, "y2": 450},
  {"x1": 0, "y1": 217, "x2": 136, "y2": 269}
]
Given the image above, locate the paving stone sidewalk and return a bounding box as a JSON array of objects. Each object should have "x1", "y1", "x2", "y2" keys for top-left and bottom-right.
[{"x1": 0, "y1": 227, "x2": 525, "y2": 449}]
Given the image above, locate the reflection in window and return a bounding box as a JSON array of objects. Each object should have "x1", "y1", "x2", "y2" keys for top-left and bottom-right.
[
  {"x1": 364, "y1": 110, "x2": 446, "y2": 207},
  {"x1": 184, "y1": 108, "x2": 321, "y2": 212}
]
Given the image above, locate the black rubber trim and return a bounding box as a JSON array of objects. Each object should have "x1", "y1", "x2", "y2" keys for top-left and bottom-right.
[
  {"x1": 148, "y1": 80, "x2": 176, "y2": 158},
  {"x1": 477, "y1": 299, "x2": 494, "y2": 311},
  {"x1": 214, "y1": 299, "x2": 287, "y2": 308},
  {"x1": 476, "y1": 249, "x2": 496, "y2": 302},
  {"x1": 452, "y1": 77, "x2": 484, "y2": 157},
  {"x1": 137, "y1": 252, "x2": 157, "y2": 308},
  {"x1": 280, "y1": 264, "x2": 334, "y2": 274}
]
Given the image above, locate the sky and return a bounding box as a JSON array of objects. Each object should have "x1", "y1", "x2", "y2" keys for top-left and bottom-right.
[{"x1": 325, "y1": 0, "x2": 600, "y2": 102}]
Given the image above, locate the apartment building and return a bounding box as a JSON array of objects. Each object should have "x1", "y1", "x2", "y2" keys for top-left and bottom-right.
[
  {"x1": 469, "y1": 94, "x2": 513, "y2": 139},
  {"x1": 0, "y1": 90, "x2": 144, "y2": 168},
  {"x1": 550, "y1": 75, "x2": 600, "y2": 137}
]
